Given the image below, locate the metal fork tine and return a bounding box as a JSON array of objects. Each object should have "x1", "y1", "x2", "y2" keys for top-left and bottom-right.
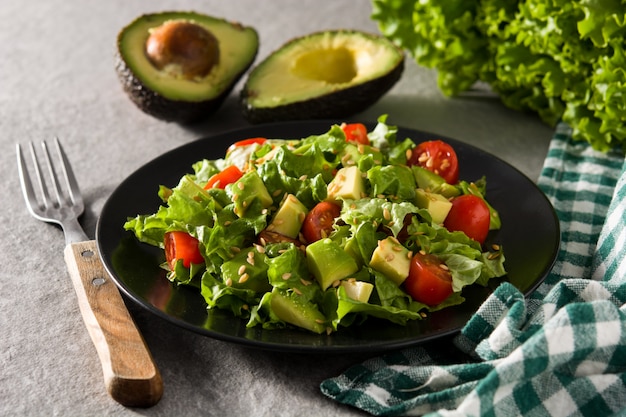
[
  {"x1": 41, "y1": 140, "x2": 63, "y2": 208},
  {"x1": 53, "y1": 137, "x2": 82, "y2": 208},
  {"x1": 17, "y1": 143, "x2": 41, "y2": 214}
]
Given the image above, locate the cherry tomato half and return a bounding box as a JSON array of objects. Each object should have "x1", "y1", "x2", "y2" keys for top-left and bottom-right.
[
  {"x1": 341, "y1": 123, "x2": 370, "y2": 145},
  {"x1": 301, "y1": 201, "x2": 341, "y2": 243},
  {"x1": 204, "y1": 165, "x2": 243, "y2": 189},
  {"x1": 408, "y1": 140, "x2": 459, "y2": 184},
  {"x1": 164, "y1": 231, "x2": 204, "y2": 269},
  {"x1": 404, "y1": 252, "x2": 453, "y2": 306},
  {"x1": 443, "y1": 194, "x2": 490, "y2": 245}
]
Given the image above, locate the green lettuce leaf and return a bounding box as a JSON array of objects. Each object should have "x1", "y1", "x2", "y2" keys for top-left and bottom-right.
[{"x1": 371, "y1": 0, "x2": 626, "y2": 152}]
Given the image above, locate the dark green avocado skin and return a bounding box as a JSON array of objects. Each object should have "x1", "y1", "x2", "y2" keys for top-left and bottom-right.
[
  {"x1": 115, "y1": 52, "x2": 255, "y2": 124},
  {"x1": 240, "y1": 57, "x2": 404, "y2": 125}
]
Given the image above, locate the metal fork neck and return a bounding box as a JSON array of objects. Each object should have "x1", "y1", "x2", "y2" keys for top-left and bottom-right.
[{"x1": 63, "y1": 217, "x2": 89, "y2": 244}]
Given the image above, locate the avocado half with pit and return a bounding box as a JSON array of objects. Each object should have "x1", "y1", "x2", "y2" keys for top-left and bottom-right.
[
  {"x1": 240, "y1": 30, "x2": 404, "y2": 124},
  {"x1": 115, "y1": 11, "x2": 259, "y2": 123}
]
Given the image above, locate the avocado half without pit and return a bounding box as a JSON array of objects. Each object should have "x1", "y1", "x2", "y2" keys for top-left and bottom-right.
[
  {"x1": 115, "y1": 11, "x2": 259, "y2": 123},
  {"x1": 240, "y1": 30, "x2": 405, "y2": 124}
]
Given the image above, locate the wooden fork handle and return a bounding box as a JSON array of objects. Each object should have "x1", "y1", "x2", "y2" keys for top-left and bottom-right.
[{"x1": 64, "y1": 240, "x2": 163, "y2": 407}]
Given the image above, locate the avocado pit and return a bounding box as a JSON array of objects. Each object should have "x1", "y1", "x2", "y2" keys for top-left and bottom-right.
[{"x1": 145, "y1": 19, "x2": 220, "y2": 80}]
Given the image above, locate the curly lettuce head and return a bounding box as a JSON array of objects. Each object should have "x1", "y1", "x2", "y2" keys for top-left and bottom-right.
[{"x1": 372, "y1": 0, "x2": 626, "y2": 152}]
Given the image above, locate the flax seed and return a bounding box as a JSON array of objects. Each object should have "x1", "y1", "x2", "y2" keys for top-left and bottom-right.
[
  {"x1": 300, "y1": 278, "x2": 312, "y2": 286},
  {"x1": 440, "y1": 264, "x2": 449, "y2": 271},
  {"x1": 238, "y1": 265, "x2": 247, "y2": 275},
  {"x1": 237, "y1": 182, "x2": 245, "y2": 190},
  {"x1": 332, "y1": 280, "x2": 341, "y2": 288},
  {"x1": 385, "y1": 254, "x2": 395, "y2": 262},
  {"x1": 231, "y1": 246, "x2": 241, "y2": 253},
  {"x1": 383, "y1": 208, "x2": 391, "y2": 221},
  {"x1": 492, "y1": 244, "x2": 501, "y2": 251},
  {"x1": 273, "y1": 189, "x2": 283, "y2": 197},
  {"x1": 238, "y1": 273, "x2": 250, "y2": 284},
  {"x1": 282, "y1": 272, "x2": 292, "y2": 280},
  {"x1": 225, "y1": 278, "x2": 233, "y2": 287},
  {"x1": 293, "y1": 287, "x2": 303, "y2": 296}
]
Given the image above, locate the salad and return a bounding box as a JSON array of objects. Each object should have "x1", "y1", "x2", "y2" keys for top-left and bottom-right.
[{"x1": 124, "y1": 116, "x2": 506, "y2": 335}]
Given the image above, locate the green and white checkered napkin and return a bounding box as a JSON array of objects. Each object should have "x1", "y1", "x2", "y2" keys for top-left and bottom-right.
[{"x1": 321, "y1": 123, "x2": 626, "y2": 416}]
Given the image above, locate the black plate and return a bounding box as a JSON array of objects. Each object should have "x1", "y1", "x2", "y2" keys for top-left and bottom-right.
[{"x1": 96, "y1": 121, "x2": 559, "y2": 353}]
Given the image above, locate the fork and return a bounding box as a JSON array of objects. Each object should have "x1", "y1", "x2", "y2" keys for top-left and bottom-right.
[{"x1": 16, "y1": 139, "x2": 163, "y2": 407}]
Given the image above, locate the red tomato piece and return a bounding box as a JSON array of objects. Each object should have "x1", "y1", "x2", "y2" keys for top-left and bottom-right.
[
  {"x1": 164, "y1": 231, "x2": 204, "y2": 269},
  {"x1": 407, "y1": 140, "x2": 459, "y2": 184},
  {"x1": 341, "y1": 123, "x2": 370, "y2": 145},
  {"x1": 443, "y1": 194, "x2": 490, "y2": 244},
  {"x1": 301, "y1": 201, "x2": 341, "y2": 243},
  {"x1": 227, "y1": 137, "x2": 267, "y2": 152},
  {"x1": 404, "y1": 252, "x2": 453, "y2": 306},
  {"x1": 204, "y1": 165, "x2": 243, "y2": 189}
]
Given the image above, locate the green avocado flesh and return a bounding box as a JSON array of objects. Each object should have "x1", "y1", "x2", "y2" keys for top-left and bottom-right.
[
  {"x1": 241, "y1": 30, "x2": 404, "y2": 124},
  {"x1": 116, "y1": 11, "x2": 259, "y2": 123}
]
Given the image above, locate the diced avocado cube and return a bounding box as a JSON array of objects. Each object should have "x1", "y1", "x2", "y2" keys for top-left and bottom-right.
[
  {"x1": 412, "y1": 166, "x2": 460, "y2": 198},
  {"x1": 340, "y1": 280, "x2": 374, "y2": 303},
  {"x1": 414, "y1": 188, "x2": 453, "y2": 224},
  {"x1": 177, "y1": 175, "x2": 219, "y2": 206},
  {"x1": 339, "y1": 143, "x2": 384, "y2": 171},
  {"x1": 326, "y1": 166, "x2": 365, "y2": 201},
  {"x1": 220, "y1": 247, "x2": 271, "y2": 293},
  {"x1": 267, "y1": 194, "x2": 308, "y2": 238},
  {"x1": 306, "y1": 238, "x2": 359, "y2": 290},
  {"x1": 338, "y1": 143, "x2": 361, "y2": 167},
  {"x1": 344, "y1": 237, "x2": 364, "y2": 267},
  {"x1": 270, "y1": 288, "x2": 327, "y2": 334},
  {"x1": 231, "y1": 171, "x2": 273, "y2": 217},
  {"x1": 369, "y1": 237, "x2": 411, "y2": 285}
]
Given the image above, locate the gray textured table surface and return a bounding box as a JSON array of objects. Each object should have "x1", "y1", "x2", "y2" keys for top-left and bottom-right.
[{"x1": 1, "y1": 1, "x2": 554, "y2": 416}]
